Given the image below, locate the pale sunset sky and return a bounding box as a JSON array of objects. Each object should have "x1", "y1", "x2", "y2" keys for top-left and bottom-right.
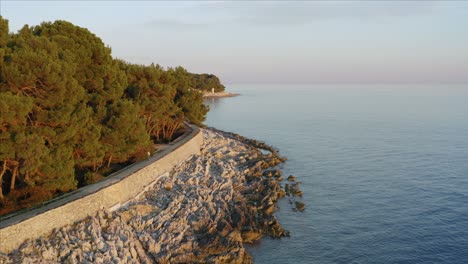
[{"x1": 1, "y1": 1, "x2": 467, "y2": 84}]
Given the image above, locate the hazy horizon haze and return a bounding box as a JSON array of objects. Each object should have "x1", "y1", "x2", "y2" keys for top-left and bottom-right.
[{"x1": 2, "y1": 1, "x2": 467, "y2": 84}]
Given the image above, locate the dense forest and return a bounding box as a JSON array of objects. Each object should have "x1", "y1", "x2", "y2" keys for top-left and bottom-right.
[{"x1": 0, "y1": 17, "x2": 224, "y2": 215}]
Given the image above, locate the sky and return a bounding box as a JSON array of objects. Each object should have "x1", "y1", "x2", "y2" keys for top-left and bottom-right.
[{"x1": 1, "y1": 1, "x2": 467, "y2": 84}]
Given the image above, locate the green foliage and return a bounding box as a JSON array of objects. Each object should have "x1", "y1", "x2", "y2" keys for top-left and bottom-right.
[
  {"x1": 190, "y1": 73, "x2": 225, "y2": 92},
  {"x1": 0, "y1": 17, "x2": 8, "y2": 47},
  {"x1": 0, "y1": 17, "x2": 225, "y2": 215}
]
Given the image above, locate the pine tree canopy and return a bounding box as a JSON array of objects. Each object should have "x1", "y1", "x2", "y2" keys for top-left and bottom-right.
[{"x1": 0, "y1": 17, "x2": 225, "y2": 215}]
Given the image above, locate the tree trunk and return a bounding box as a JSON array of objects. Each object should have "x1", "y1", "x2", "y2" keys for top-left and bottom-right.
[
  {"x1": 107, "y1": 154, "x2": 112, "y2": 168},
  {"x1": 10, "y1": 164, "x2": 18, "y2": 192},
  {"x1": 0, "y1": 161, "x2": 7, "y2": 200},
  {"x1": 168, "y1": 122, "x2": 180, "y2": 139}
]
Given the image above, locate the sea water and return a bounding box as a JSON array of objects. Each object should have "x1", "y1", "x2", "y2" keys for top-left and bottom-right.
[{"x1": 204, "y1": 84, "x2": 468, "y2": 264}]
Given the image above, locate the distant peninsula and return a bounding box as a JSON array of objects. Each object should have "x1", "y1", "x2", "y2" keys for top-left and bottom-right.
[{"x1": 203, "y1": 91, "x2": 240, "y2": 98}]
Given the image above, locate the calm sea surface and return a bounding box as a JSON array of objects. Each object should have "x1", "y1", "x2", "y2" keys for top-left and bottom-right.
[{"x1": 204, "y1": 85, "x2": 468, "y2": 264}]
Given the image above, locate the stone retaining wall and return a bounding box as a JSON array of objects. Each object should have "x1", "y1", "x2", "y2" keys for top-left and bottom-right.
[{"x1": 0, "y1": 125, "x2": 203, "y2": 253}]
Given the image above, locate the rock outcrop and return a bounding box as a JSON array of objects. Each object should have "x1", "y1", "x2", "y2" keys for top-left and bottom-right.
[{"x1": 1, "y1": 129, "x2": 303, "y2": 263}]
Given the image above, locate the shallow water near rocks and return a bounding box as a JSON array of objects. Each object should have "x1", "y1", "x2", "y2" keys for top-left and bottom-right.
[{"x1": 204, "y1": 84, "x2": 468, "y2": 264}]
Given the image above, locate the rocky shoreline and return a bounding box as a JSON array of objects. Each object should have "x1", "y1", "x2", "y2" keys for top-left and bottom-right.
[
  {"x1": 1, "y1": 128, "x2": 303, "y2": 263},
  {"x1": 203, "y1": 92, "x2": 240, "y2": 98}
]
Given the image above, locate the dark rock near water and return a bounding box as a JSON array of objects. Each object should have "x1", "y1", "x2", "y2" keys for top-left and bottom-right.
[
  {"x1": 262, "y1": 169, "x2": 282, "y2": 179},
  {"x1": 287, "y1": 175, "x2": 296, "y2": 182},
  {"x1": 295, "y1": 201, "x2": 306, "y2": 212}
]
